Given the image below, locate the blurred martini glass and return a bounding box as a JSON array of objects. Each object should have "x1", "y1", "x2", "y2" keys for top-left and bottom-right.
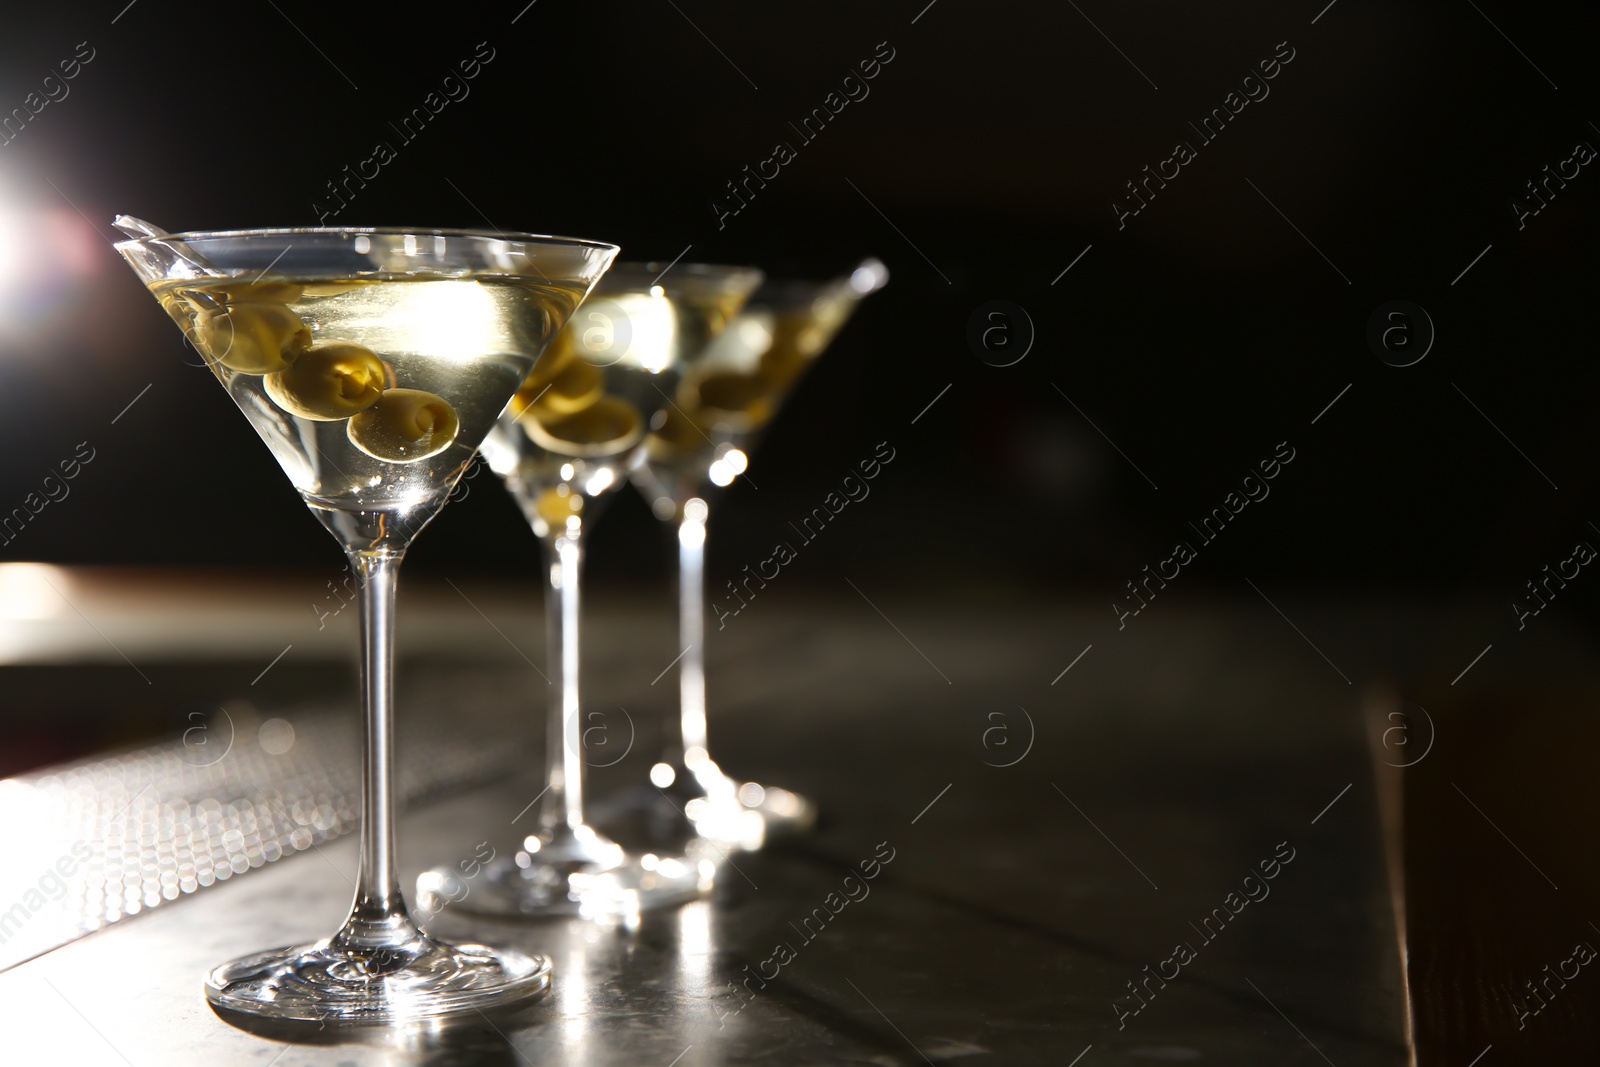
[
  {"x1": 418, "y1": 262, "x2": 761, "y2": 919},
  {"x1": 115, "y1": 217, "x2": 616, "y2": 1023},
  {"x1": 629, "y1": 260, "x2": 888, "y2": 849}
]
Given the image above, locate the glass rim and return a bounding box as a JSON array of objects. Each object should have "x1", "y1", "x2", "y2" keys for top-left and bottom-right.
[
  {"x1": 751, "y1": 278, "x2": 852, "y2": 304},
  {"x1": 603, "y1": 260, "x2": 763, "y2": 282},
  {"x1": 750, "y1": 258, "x2": 888, "y2": 306},
  {"x1": 112, "y1": 224, "x2": 620, "y2": 255}
]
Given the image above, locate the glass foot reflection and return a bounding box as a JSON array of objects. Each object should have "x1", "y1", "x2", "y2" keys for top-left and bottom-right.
[
  {"x1": 418, "y1": 825, "x2": 712, "y2": 922},
  {"x1": 727, "y1": 780, "x2": 817, "y2": 839},
  {"x1": 205, "y1": 931, "x2": 551, "y2": 1023},
  {"x1": 645, "y1": 758, "x2": 816, "y2": 851}
]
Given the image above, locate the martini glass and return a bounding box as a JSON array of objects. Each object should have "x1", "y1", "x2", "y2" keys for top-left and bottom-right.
[
  {"x1": 114, "y1": 217, "x2": 617, "y2": 1023},
  {"x1": 417, "y1": 262, "x2": 762, "y2": 919},
  {"x1": 629, "y1": 260, "x2": 888, "y2": 849}
]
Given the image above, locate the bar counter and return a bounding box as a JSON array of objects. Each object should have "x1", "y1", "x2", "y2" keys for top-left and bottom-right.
[{"x1": 5, "y1": 566, "x2": 1582, "y2": 1064}]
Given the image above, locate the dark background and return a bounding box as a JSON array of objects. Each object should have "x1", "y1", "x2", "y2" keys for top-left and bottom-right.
[
  {"x1": 4, "y1": 7, "x2": 1600, "y2": 1056},
  {"x1": 0, "y1": 0, "x2": 1597, "y2": 606}
]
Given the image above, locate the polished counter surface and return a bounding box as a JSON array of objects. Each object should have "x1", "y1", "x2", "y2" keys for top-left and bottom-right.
[{"x1": 3, "y1": 569, "x2": 1525, "y2": 1064}]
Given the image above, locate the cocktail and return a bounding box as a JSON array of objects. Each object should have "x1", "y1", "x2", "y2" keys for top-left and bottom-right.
[
  {"x1": 417, "y1": 262, "x2": 761, "y2": 918},
  {"x1": 630, "y1": 260, "x2": 887, "y2": 849},
  {"x1": 114, "y1": 218, "x2": 617, "y2": 1022}
]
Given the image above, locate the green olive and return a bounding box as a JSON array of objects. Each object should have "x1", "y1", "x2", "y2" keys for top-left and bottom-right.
[
  {"x1": 347, "y1": 388, "x2": 461, "y2": 462},
  {"x1": 525, "y1": 332, "x2": 578, "y2": 391},
  {"x1": 221, "y1": 282, "x2": 304, "y2": 305},
  {"x1": 264, "y1": 343, "x2": 387, "y2": 421},
  {"x1": 534, "y1": 486, "x2": 584, "y2": 528},
  {"x1": 507, "y1": 338, "x2": 578, "y2": 419},
  {"x1": 300, "y1": 281, "x2": 368, "y2": 297},
  {"x1": 757, "y1": 341, "x2": 808, "y2": 388},
  {"x1": 644, "y1": 405, "x2": 706, "y2": 459},
  {"x1": 196, "y1": 302, "x2": 310, "y2": 374},
  {"x1": 527, "y1": 358, "x2": 603, "y2": 416},
  {"x1": 527, "y1": 395, "x2": 642, "y2": 457},
  {"x1": 757, "y1": 308, "x2": 831, "y2": 386},
  {"x1": 691, "y1": 372, "x2": 776, "y2": 428}
]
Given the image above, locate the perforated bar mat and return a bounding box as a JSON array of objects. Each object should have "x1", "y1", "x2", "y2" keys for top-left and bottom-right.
[{"x1": 0, "y1": 693, "x2": 523, "y2": 972}]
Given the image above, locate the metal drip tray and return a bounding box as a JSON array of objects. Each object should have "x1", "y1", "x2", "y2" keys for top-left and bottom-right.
[{"x1": 0, "y1": 691, "x2": 522, "y2": 972}]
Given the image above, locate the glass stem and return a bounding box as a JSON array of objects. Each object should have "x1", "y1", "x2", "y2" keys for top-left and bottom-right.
[
  {"x1": 332, "y1": 550, "x2": 423, "y2": 956},
  {"x1": 540, "y1": 529, "x2": 586, "y2": 833},
  {"x1": 678, "y1": 504, "x2": 709, "y2": 765}
]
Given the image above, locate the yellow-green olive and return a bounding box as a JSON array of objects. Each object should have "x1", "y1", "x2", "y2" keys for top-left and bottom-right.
[
  {"x1": 264, "y1": 343, "x2": 387, "y2": 421},
  {"x1": 221, "y1": 282, "x2": 304, "y2": 305},
  {"x1": 526, "y1": 333, "x2": 577, "y2": 391},
  {"x1": 299, "y1": 281, "x2": 368, "y2": 298},
  {"x1": 196, "y1": 302, "x2": 310, "y2": 374},
  {"x1": 691, "y1": 371, "x2": 776, "y2": 429},
  {"x1": 347, "y1": 388, "x2": 461, "y2": 462},
  {"x1": 644, "y1": 405, "x2": 706, "y2": 459},
  {"x1": 757, "y1": 342, "x2": 807, "y2": 388},
  {"x1": 528, "y1": 395, "x2": 642, "y2": 456},
  {"x1": 527, "y1": 358, "x2": 603, "y2": 416},
  {"x1": 758, "y1": 308, "x2": 833, "y2": 386},
  {"x1": 507, "y1": 339, "x2": 578, "y2": 419},
  {"x1": 535, "y1": 486, "x2": 584, "y2": 528}
]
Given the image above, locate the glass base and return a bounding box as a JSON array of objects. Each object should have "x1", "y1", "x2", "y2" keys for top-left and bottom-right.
[
  {"x1": 618, "y1": 759, "x2": 817, "y2": 851},
  {"x1": 418, "y1": 825, "x2": 712, "y2": 921},
  {"x1": 205, "y1": 934, "x2": 551, "y2": 1023},
  {"x1": 719, "y1": 779, "x2": 817, "y2": 842}
]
